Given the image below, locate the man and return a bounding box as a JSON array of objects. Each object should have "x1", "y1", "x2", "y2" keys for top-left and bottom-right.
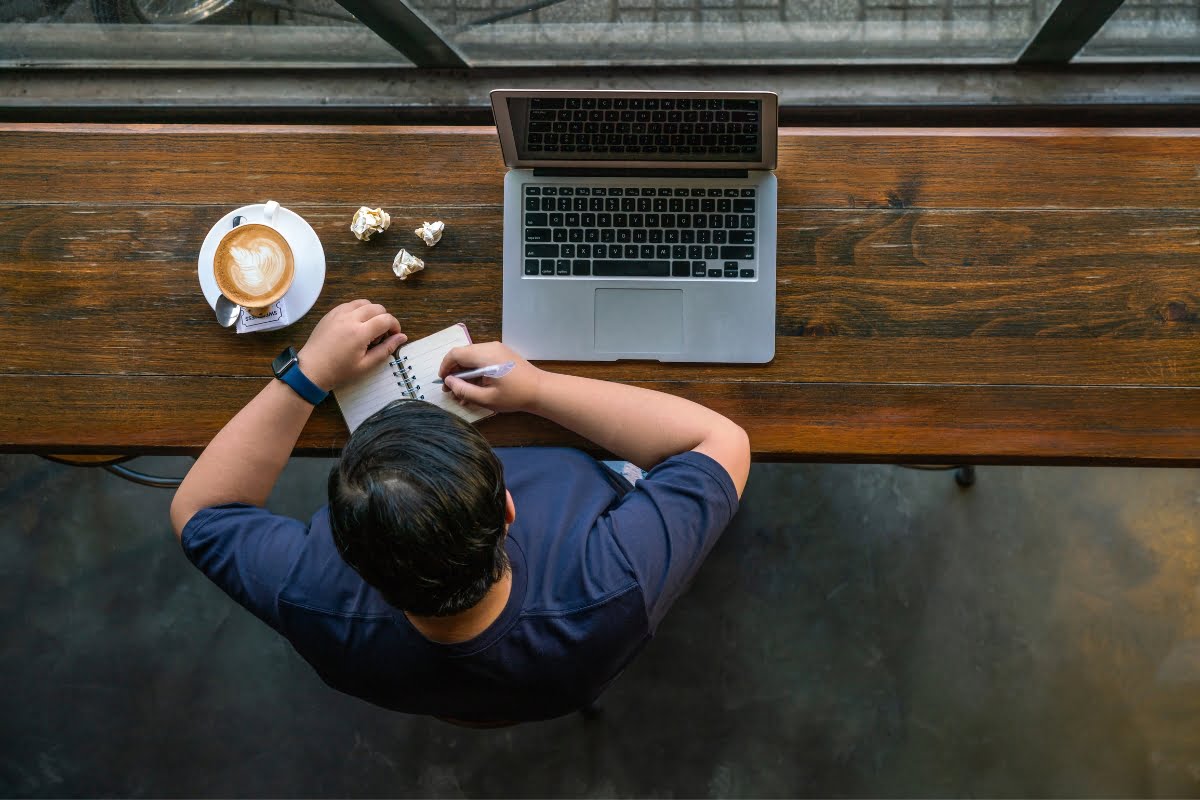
[{"x1": 171, "y1": 299, "x2": 749, "y2": 724}]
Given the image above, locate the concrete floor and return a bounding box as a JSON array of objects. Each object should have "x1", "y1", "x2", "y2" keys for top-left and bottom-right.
[{"x1": 1, "y1": 454, "x2": 1199, "y2": 797}]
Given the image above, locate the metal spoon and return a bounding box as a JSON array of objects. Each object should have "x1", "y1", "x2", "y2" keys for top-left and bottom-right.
[{"x1": 213, "y1": 215, "x2": 245, "y2": 328}]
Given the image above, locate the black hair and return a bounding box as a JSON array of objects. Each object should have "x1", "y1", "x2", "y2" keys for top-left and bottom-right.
[{"x1": 328, "y1": 400, "x2": 509, "y2": 617}]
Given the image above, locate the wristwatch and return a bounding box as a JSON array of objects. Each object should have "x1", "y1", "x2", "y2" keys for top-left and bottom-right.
[{"x1": 271, "y1": 346, "x2": 329, "y2": 406}]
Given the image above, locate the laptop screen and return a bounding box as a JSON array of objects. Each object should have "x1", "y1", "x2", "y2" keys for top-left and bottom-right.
[{"x1": 505, "y1": 95, "x2": 763, "y2": 164}]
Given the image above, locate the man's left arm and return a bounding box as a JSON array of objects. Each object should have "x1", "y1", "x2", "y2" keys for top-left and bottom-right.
[{"x1": 169, "y1": 300, "x2": 406, "y2": 538}]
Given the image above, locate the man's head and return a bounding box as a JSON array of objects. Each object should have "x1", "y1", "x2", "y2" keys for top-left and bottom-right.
[{"x1": 328, "y1": 400, "x2": 512, "y2": 617}]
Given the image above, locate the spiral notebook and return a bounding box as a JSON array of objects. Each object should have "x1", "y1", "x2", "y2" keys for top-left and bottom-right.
[{"x1": 334, "y1": 323, "x2": 495, "y2": 433}]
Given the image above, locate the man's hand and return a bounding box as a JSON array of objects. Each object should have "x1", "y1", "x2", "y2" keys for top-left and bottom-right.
[
  {"x1": 298, "y1": 300, "x2": 406, "y2": 391},
  {"x1": 438, "y1": 342, "x2": 543, "y2": 414}
]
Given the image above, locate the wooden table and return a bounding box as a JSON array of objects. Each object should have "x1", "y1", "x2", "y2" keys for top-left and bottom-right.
[{"x1": 1, "y1": 124, "x2": 1197, "y2": 465}]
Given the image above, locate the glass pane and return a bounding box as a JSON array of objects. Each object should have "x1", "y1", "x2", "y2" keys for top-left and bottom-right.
[
  {"x1": 408, "y1": 0, "x2": 1063, "y2": 64},
  {"x1": 1078, "y1": 0, "x2": 1200, "y2": 60},
  {"x1": 0, "y1": 0, "x2": 409, "y2": 66}
]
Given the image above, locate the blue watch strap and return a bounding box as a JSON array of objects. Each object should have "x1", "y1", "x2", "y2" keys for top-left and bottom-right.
[{"x1": 279, "y1": 362, "x2": 328, "y2": 405}]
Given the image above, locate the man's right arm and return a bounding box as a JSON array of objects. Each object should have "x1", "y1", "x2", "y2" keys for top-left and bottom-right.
[{"x1": 439, "y1": 343, "x2": 749, "y2": 497}]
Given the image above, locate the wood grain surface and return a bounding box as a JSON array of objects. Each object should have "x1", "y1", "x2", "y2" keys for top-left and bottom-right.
[{"x1": 0, "y1": 124, "x2": 1196, "y2": 464}]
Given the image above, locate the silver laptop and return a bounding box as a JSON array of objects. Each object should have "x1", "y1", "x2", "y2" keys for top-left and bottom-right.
[{"x1": 492, "y1": 89, "x2": 777, "y2": 363}]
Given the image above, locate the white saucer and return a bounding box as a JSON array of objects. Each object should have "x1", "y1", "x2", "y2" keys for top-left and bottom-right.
[{"x1": 197, "y1": 203, "x2": 325, "y2": 326}]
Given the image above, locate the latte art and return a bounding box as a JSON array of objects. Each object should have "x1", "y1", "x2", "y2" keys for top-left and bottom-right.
[
  {"x1": 229, "y1": 242, "x2": 288, "y2": 297},
  {"x1": 213, "y1": 222, "x2": 295, "y2": 314}
]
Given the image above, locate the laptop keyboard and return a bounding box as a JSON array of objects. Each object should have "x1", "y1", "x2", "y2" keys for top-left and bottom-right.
[
  {"x1": 522, "y1": 185, "x2": 758, "y2": 280},
  {"x1": 525, "y1": 97, "x2": 760, "y2": 156}
]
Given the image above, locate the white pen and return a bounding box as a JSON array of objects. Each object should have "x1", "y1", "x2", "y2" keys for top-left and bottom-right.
[{"x1": 432, "y1": 361, "x2": 516, "y2": 385}]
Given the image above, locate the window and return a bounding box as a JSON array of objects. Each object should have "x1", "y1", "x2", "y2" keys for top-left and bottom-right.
[
  {"x1": 0, "y1": 0, "x2": 409, "y2": 66},
  {"x1": 1078, "y1": 0, "x2": 1200, "y2": 60}
]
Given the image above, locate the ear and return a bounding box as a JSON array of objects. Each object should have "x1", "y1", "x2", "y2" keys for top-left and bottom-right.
[{"x1": 504, "y1": 489, "x2": 516, "y2": 526}]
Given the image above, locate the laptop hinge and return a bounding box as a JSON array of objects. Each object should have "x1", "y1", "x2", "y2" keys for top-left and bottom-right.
[{"x1": 532, "y1": 167, "x2": 749, "y2": 179}]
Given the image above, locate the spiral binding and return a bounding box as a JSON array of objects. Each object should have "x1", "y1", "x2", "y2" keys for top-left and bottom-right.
[{"x1": 389, "y1": 355, "x2": 425, "y2": 401}]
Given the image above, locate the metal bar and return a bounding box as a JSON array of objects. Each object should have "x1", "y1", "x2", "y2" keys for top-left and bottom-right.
[
  {"x1": 332, "y1": 0, "x2": 469, "y2": 68},
  {"x1": 1018, "y1": 0, "x2": 1127, "y2": 65}
]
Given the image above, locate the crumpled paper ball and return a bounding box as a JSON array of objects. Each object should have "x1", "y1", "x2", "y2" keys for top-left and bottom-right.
[
  {"x1": 351, "y1": 206, "x2": 391, "y2": 241},
  {"x1": 392, "y1": 248, "x2": 425, "y2": 280},
  {"x1": 414, "y1": 220, "x2": 445, "y2": 247}
]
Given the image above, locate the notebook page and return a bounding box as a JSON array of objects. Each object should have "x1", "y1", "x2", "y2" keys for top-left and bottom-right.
[
  {"x1": 396, "y1": 324, "x2": 494, "y2": 425},
  {"x1": 334, "y1": 361, "x2": 405, "y2": 434}
]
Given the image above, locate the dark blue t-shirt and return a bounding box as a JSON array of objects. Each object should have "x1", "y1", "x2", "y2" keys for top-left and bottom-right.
[{"x1": 181, "y1": 447, "x2": 737, "y2": 722}]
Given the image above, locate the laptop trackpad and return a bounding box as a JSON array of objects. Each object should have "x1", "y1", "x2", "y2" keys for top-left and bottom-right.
[{"x1": 594, "y1": 288, "x2": 684, "y2": 354}]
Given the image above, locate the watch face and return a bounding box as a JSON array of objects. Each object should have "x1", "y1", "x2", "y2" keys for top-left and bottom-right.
[{"x1": 272, "y1": 346, "x2": 298, "y2": 378}]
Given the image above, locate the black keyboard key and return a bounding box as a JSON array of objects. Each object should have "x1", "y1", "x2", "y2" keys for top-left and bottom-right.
[
  {"x1": 526, "y1": 197, "x2": 539, "y2": 211},
  {"x1": 713, "y1": 230, "x2": 727, "y2": 244},
  {"x1": 740, "y1": 269, "x2": 755, "y2": 278},
  {"x1": 526, "y1": 244, "x2": 559, "y2": 258},
  {"x1": 616, "y1": 229, "x2": 631, "y2": 243},
  {"x1": 740, "y1": 215, "x2": 755, "y2": 228},
  {"x1": 640, "y1": 244, "x2": 654, "y2": 259},
  {"x1": 720, "y1": 246, "x2": 755, "y2": 260},
  {"x1": 658, "y1": 245, "x2": 672, "y2": 259},
  {"x1": 723, "y1": 189, "x2": 739, "y2": 197},
  {"x1": 578, "y1": 243, "x2": 591, "y2": 258},
  {"x1": 741, "y1": 188, "x2": 755, "y2": 197},
  {"x1": 734, "y1": 199, "x2": 755, "y2": 213},
  {"x1": 556, "y1": 259, "x2": 571, "y2": 275},
  {"x1": 540, "y1": 259, "x2": 555, "y2": 275},
  {"x1": 688, "y1": 245, "x2": 702, "y2": 259},
  {"x1": 725, "y1": 214, "x2": 739, "y2": 228},
  {"x1": 561, "y1": 243, "x2": 575, "y2": 258},
  {"x1": 525, "y1": 213, "x2": 547, "y2": 226},
  {"x1": 697, "y1": 230, "x2": 711, "y2": 243},
  {"x1": 671, "y1": 260, "x2": 690, "y2": 277},
  {"x1": 692, "y1": 261, "x2": 707, "y2": 277},
  {"x1": 549, "y1": 212, "x2": 564, "y2": 226},
  {"x1": 569, "y1": 229, "x2": 583, "y2": 242},
  {"x1": 524, "y1": 259, "x2": 538, "y2": 275},
  {"x1": 593, "y1": 260, "x2": 670, "y2": 277},
  {"x1": 541, "y1": 197, "x2": 555, "y2": 211},
  {"x1": 708, "y1": 268, "x2": 722, "y2": 277},
  {"x1": 704, "y1": 245, "x2": 718, "y2": 259},
  {"x1": 730, "y1": 230, "x2": 754, "y2": 244},
  {"x1": 573, "y1": 260, "x2": 591, "y2": 276},
  {"x1": 525, "y1": 228, "x2": 552, "y2": 242},
  {"x1": 724, "y1": 267, "x2": 739, "y2": 278},
  {"x1": 553, "y1": 228, "x2": 567, "y2": 242},
  {"x1": 526, "y1": 186, "x2": 541, "y2": 195},
  {"x1": 632, "y1": 229, "x2": 647, "y2": 243},
  {"x1": 672, "y1": 245, "x2": 686, "y2": 259},
  {"x1": 625, "y1": 244, "x2": 639, "y2": 259}
]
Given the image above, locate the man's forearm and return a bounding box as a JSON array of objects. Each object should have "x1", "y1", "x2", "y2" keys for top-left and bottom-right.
[
  {"x1": 170, "y1": 379, "x2": 315, "y2": 537},
  {"x1": 530, "y1": 371, "x2": 741, "y2": 473}
]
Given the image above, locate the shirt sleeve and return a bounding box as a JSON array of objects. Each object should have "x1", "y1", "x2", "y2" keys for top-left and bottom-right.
[
  {"x1": 597, "y1": 450, "x2": 739, "y2": 630},
  {"x1": 180, "y1": 503, "x2": 308, "y2": 633}
]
